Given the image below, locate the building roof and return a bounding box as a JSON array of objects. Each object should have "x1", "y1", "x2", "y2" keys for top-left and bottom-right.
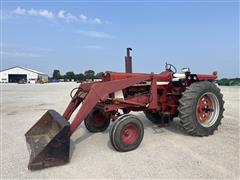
[{"x1": 0, "y1": 66, "x2": 47, "y2": 75}]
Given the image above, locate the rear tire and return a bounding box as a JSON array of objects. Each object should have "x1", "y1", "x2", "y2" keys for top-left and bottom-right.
[
  {"x1": 178, "y1": 81, "x2": 224, "y2": 136},
  {"x1": 110, "y1": 114, "x2": 144, "y2": 152},
  {"x1": 84, "y1": 108, "x2": 110, "y2": 132}
]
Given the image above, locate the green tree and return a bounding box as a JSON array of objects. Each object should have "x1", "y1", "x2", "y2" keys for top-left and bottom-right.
[
  {"x1": 76, "y1": 73, "x2": 85, "y2": 82},
  {"x1": 65, "y1": 71, "x2": 75, "y2": 81},
  {"x1": 84, "y1": 70, "x2": 95, "y2": 80},
  {"x1": 217, "y1": 78, "x2": 240, "y2": 86},
  {"x1": 95, "y1": 72, "x2": 104, "y2": 79},
  {"x1": 52, "y1": 69, "x2": 61, "y2": 79}
]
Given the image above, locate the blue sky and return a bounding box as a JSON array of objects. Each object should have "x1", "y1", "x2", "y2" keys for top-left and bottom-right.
[{"x1": 1, "y1": 1, "x2": 239, "y2": 78}]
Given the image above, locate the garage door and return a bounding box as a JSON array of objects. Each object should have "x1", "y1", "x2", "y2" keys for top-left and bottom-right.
[{"x1": 8, "y1": 74, "x2": 27, "y2": 83}]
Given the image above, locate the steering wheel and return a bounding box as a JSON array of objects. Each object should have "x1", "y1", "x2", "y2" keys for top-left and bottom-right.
[{"x1": 165, "y1": 63, "x2": 177, "y2": 74}]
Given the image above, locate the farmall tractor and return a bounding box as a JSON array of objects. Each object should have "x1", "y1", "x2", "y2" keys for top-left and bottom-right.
[{"x1": 25, "y1": 48, "x2": 224, "y2": 170}]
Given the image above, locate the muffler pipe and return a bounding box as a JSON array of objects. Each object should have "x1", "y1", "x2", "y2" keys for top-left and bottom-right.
[{"x1": 125, "y1": 48, "x2": 132, "y2": 73}]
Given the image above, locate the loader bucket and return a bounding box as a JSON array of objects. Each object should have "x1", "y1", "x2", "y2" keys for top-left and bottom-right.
[{"x1": 25, "y1": 110, "x2": 70, "y2": 170}]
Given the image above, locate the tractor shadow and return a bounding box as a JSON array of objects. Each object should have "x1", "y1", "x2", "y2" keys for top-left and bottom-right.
[
  {"x1": 69, "y1": 127, "x2": 94, "y2": 160},
  {"x1": 137, "y1": 113, "x2": 188, "y2": 136},
  {"x1": 70, "y1": 126, "x2": 113, "y2": 159},
  {"x1": 70, "y1": 114, "x2": 189, "y2": 158},
  {"x1": 165, "y1": 118, "x2": 189, "y2": 136}
]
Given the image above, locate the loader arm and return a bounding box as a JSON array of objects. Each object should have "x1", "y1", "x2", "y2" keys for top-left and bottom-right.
[{"x1": 66, "y1": 75, "x2": 152, "y2": 135}]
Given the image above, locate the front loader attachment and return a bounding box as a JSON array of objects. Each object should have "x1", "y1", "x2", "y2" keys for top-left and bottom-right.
[
  {"x1": 25, "y1": 110, "x2": 70, "y2": 170},
  {"x1": 25, "y1": 74, "x2": 151, "y2": 170}
]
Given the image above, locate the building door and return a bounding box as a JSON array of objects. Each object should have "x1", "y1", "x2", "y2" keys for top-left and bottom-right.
[{"x1": 8, "y1": 74, "x2": 27, "y2": 83}]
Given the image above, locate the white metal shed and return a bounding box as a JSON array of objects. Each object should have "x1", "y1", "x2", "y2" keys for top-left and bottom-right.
[{"x1": 0, "y1": 66, "x2": 48, "y2": 83}]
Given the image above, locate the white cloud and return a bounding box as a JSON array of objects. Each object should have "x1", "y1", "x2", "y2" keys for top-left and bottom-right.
[
  {"x1": 28, "y1": 8, "x2": 38, "y2": 16},
  {"x1": 58, "y1": 10, "x2": 65, "y2": 18},
  {"x1": 27, "y1": 8, "x2": 54, "y2": 19},
  {"x1": 38, "y1": 10, "x2": 54, "y2": 19},
  {"x1": 11, "y1": 7, "x2": 106, "y2": 24},
  {"x1": 12, "y1": 7, "x2": 54, "y2": 19},
  {"x1": 58, "y1": 12, "x2": 91, "y2": 23},
  {"x1": 65, "y1": 13, "x2": 78, "y2": 22},
  {"x1": 57, "y1": 10, "x2": 78, "y2": 22},
  {"x1": 94, "y1": 18, "x2": 102, "y2": 24},
  {"x1": 12, "y1": 7, "x2": 26, "y2": 15},
  {"x1": 79, "y1": 14, "x2": 87, "y2": 22},
  {"x1": 9, "y1": 7, "x2": 112, "y2": 38},
  {"x1": 77, "y1": 30, "x2": 113, "y2": 38},
  {"x1": 57, "y1": 10, "x2": 88, "y2": 23}
]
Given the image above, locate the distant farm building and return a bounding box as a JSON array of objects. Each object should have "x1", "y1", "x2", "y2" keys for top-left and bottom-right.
[{"x1": 0, "y1": 66, "x2": 48, "y2": 83}]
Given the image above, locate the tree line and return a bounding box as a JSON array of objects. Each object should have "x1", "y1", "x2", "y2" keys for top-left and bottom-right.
[
  {"x1": 217, "y1": 78, "x2": 240, "y2": 86},
  {"x1": 51, "y1": 69, "x2": 104, "y2": 82},
  {"x1": 51, "y1": 69, "x2": 240, "y2": 86}
]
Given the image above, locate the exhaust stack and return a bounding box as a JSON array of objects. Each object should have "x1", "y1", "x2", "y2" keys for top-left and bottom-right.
[{"x1": 125, "y1": 48, "x2": 132, "y2": 73}]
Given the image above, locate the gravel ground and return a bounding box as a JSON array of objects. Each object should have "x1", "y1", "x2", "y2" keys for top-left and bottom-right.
[{"x1": 1, "y1": 83, "x2": 239, "y2": 179}]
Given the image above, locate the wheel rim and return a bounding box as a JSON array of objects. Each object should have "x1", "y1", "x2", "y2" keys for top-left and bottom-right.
[
  {"x1": 121, "y1": 123, "x2": 139, "y2": 145},
  {"x1": 196, "y1": 92, "x2": 220, "y2": 127},
  {"x1": 91, "y1": 111, "x2": 107, "y2": 127}
]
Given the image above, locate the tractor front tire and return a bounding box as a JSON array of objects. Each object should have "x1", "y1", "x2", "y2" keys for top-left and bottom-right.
[
  {"x1": 110, "y1": 114, "x2": 144, "y2": 152},
  {"x1": 178, "y1": 81, "x2": 224, "y2": 136},
  {"x1": 84, "y1": 108, "x2": 110, "y2": 132}
]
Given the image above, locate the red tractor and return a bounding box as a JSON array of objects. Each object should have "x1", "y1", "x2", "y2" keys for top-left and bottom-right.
[{"x1": 25, "y1": 48, "x2": 224, "y2": 170}]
